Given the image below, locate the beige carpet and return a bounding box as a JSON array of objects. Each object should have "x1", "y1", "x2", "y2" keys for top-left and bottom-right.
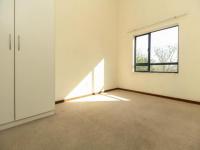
[{"x1": 0, "y1": 90, "x2": 200, "y2": 150}]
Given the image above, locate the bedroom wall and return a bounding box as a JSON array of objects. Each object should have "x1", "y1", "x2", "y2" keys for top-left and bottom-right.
[
  {"x1": 55, "y1": 0, "x2": 118, "y2": 100},
  {"x1": 55, "y1": 0, "x2": 200, "y2": 102}
]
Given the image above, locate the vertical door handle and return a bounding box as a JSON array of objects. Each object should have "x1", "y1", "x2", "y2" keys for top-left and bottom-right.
[
  {"x1": 9, "y1": 34, "x2": 12, "y2": 50},
  {"x1": 17, "y1": 35, "x2": 20, "y2": 51}
]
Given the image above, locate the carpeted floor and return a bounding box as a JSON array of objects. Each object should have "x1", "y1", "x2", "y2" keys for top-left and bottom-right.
[{"x1": 0, "y1": 90, "x2": 200, "y2": 150}]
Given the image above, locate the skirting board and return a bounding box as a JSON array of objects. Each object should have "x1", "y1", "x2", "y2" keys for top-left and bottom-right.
[
  {"x1": 0, "y1": 110, "x2": 55, "y2": 131},
  {"x1": 55, "y1": 94, "x2": 94, "y2": 104},
  {"x1": 103, "y1": 88, "x2": 119, "y2": 93},
  {"x1": 117, "y1": 88, "x2": 200, "y2": 105},
  {"x1": 55, "y1": 88, "x2": 119, "y2": 104},
  {"x1": 55, "y1": 100, "x2": 65, "y2": 104},
  {"x1": 56, "y1": 88, "x2": 200, "y2": 105}
]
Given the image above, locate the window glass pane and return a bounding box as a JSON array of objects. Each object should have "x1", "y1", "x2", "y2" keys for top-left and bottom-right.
[
  {"x1": 151, "y1": 27, "x2": 178, "y2": 63},
  {"x1": 136, "y1": 66, "x2": 148, "y2": 72},
  {"x1": 135, "y1": 35, "x2": 148, "y2": 63},
  {"x1": 150, "y1": 65, "x2": 178, "y2": 72}
]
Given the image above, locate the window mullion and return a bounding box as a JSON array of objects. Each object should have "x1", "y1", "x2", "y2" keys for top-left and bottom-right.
[
  {"x1": 148, "y1": 33, "x2": 151, "y2": 72},
  {"x1": 134, "y1": 36, "x2": 137, "y2": 72}
]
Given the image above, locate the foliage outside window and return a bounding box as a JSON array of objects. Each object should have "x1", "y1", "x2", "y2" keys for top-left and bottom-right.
[{"x1": 134, "y1": 26, "x2": 179, "y2": 73}]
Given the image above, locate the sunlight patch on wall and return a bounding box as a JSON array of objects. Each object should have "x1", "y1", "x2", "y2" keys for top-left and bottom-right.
[
  {"x1": 65, "y1": 72, "x2": 93, "y2": 99},
  {"x1": 65, "y1": 59, "x2": 105, "y2": 100},
  {"x1": 94, "y1": 59, "x2": 105, "y2": 93}
]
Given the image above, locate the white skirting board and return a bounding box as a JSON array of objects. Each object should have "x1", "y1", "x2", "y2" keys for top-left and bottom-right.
[{"x1": 0, "y1": 110, "x2": 55, "y2": 131}]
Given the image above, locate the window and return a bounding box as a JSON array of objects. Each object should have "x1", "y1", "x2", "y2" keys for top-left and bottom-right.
[{"x1": 134, "y1": 26, "x2": 179, "y2": 73}]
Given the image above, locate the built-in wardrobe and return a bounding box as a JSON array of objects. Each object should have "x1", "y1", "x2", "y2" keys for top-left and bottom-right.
[{"x1": 0, "y1": 0, "x2": 55, "y2": 129}]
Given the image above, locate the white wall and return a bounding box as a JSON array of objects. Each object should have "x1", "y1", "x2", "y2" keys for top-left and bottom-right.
[
  {"x1": 56, "y1": 0, "x2": 118, "y2": 100},
  {"x1": 55, "y1": 0, "x2": 200, "y2": 102},
  {"x1": 118, "y1": 0, "x2": 200, "y2": 101}
]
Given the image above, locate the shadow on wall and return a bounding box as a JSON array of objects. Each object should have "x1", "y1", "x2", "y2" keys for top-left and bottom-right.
[{"x1": 64, "y1": 59, "x2": 105, "y2": 100}]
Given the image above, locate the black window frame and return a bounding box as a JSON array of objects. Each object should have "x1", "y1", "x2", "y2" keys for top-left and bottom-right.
[{"x1": 134, "y1": 25, "x2": 179, "y2": 73}]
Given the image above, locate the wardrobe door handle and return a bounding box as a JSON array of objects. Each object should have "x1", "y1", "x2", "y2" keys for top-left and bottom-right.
[
  {"x1": 9, "y1": 34, "x2": 12, "y2": 50},
  {"x1": 18, "y1": 35, "x2": 20, "y2": 51}
]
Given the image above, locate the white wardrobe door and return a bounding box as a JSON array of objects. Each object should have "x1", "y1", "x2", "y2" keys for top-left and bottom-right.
[
  {"x1": 15, "y1": 0, "x2": 55, "y2": 120},
  {"x1": 0, "y1": 0, "x2": 14, "y2": 124}
]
